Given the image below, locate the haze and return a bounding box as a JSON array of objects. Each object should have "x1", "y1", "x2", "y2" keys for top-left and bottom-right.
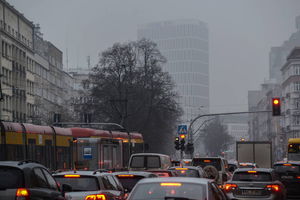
[{"x1": 7, "y1": 0, "x2": 300, "y2": 113}]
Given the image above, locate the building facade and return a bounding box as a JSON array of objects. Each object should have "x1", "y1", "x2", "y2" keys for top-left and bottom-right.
[
  {"x1": 269, "y1": 15, "x2": 300, "y2": 83},
  {"x1": 281, "y1": 47, "x2": 300, "y2": 138},
  {"x1": 137, "y1": 19, "x2": 209, "y2": 123},
  {"x1": 0, "y1": 0, "x2": 35, "y2": 122}
]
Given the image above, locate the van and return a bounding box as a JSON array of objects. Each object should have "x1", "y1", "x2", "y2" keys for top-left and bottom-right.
[{"x1": 128, "y1": 153, "x2": 172, "y2": 171}]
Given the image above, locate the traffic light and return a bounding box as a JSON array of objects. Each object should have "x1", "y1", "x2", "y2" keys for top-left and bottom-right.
[
  {"x1": 272, "y1": 98, "x2": 281, "y2": 116},
  {"x1": 174, "y1": 137, "x2": 180, "y2": 150},
  {"x1": 179, "y1": 134, "x2": 186, "y2": 139}
]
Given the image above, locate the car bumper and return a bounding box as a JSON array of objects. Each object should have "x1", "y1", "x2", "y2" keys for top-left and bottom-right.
[{"x1": 226, "y1": 193, "x2": 283, "y2": 200}]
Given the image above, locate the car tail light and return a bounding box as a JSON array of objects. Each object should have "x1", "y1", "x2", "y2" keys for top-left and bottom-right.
[
  {"x1": 266, "y1": 184, "x2": 280, "y2": 192},
  {"x1": 160, "y1": 183, "x2": 182, "y2": 187},
  {"x1": 224, "y1": 184, "x2": 237, "y2": 192},
  {"x1": 297, "y1": 176, "x2": 300, "y2": 179},
  {"x1": 16, "y1": 188, "x2": 30, "y2": 200},
  {"x1": 64, "y1": 174, "x2": 80, "y2": 178},
  {"x1": 85, "y1": 194, "x2": 106, "y2": 200},
  {"x1": 117, "y1": 174, "x2": 134, "y2": 177}
]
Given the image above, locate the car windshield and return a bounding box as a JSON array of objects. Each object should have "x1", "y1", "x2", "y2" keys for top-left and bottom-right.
[
  {"x1": 274, "y1": 165, "x2": 300, "y2": 173},
  {"x1": 170, "y1": 169, "x2": 200, "y2": 177},
  {"x1": 55, "y1": 176, "x2": 99, "y2": 191},
  {"x1": 117, "y1": 175, "x2": 144, "y2": 192},
  {"x1": 0, "y1": 167, "x2": 24, "y2": 189},
  {"x1": 130, "y1": 182, "x2": 207, "y2": 200},
  {"x1": 232, "y1": 172, "x2": 272, "y2": 182},
  {"x1": 192, "y1": 159, "x2": 221, "y2": 171}
]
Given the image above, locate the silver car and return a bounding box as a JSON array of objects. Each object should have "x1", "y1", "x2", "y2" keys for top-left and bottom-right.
[
  {"x1": 224, "y1": 168, "x2": 286, "y2": 200},
  {"x1": 127, "y1": 177, "x2": 227, "y2": 200}
]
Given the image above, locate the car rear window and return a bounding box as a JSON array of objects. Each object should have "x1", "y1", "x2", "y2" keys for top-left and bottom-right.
[
  {"x1": 233, "y1": 172, "x2": 272, "y2": 182},
  {"x1": 116, "y1": 175, "x2": 144, "y2": 192},
  {"x1": 130, "y1": 156, "x2": 161, "y2": 168},
  {"x1": 170, "y1": 169, "x2": 200, "y2": 177},
  {"x1": 0, "y1": 167, "x2": 24, "y2": 189},
  {"x1": 274, "y1": 164, "x2": 300, "y2": 173},
  {"x1": 192, "y1": 158, "x2": 221, "y2": 171},
  {"x1": 54, "y1": 176, "x2": 99, "y2": 191},
  {"x1": 130, "y1": 182, "x2": 207, "y2": 200}
]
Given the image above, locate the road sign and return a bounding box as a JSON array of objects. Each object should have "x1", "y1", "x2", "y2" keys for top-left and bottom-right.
[
  {"x1": 177, "y1": 125, "x2": 187, "y2": 135},
  {"x1": 83, "y1": 147, "x2": 92, "y2": 159}
]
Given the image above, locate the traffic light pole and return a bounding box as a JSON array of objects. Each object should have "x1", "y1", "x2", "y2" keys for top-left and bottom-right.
[{"x1": 187, "y1": 110, "x2": 272, "y2": 157}]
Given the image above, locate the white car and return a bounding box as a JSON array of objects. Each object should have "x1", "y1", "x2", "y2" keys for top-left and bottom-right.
[
  {"x1": 127, "y1": 177, "x2": 227, "y2": 200},
  {"x1": 53, "y1": 171, "x2": 125, "y2": 200}
]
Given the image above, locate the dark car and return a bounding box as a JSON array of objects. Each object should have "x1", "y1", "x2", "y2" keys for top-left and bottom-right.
[
  {"x1": 224, "y1": 168, "x2": 286, "y2": 200},
  {"x1": 169, "y1": 166, "x2": 208, "y2": 178},
  {"x1": 53, "y1": 170, "x2": 124, "y2": 200},
  {"x1": 113, "y1": 171, "x2": 157, "y2": 193},
  {"x1": 274, "y1": 161, "x2": 300, "y2": 199},
  {"x1": 0, "y1": 160, "x2": 65, "y2": 200},
  {"x1": 127, "y1": 177, "x2": 228, "y2": 200}
]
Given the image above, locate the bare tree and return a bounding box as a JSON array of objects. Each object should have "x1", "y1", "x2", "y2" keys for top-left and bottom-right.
[
  {"x1": 87, "y1": 39, "x2": 182, "y2": 153},
  {"x1": 202, "y1": 117, "x2": 234, "y2": 156}
]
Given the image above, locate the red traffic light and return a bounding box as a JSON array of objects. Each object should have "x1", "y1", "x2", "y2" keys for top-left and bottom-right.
[
  {"x1": 273, "y1": 99, "x2": 280, "y2": 105},
  {"x1": 272, "y1": 98, "x2": 281, "y2": 116},
  {"x1": 180, "y1": 134, "x2": 186, "y2": 139}
]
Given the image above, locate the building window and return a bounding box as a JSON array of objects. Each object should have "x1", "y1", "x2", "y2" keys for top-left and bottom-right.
[
  {"x1": 294, "y1": 82, "x2": 300, "y2": 91},
  {"x1": 294, "y1": 115, "x2": 300, "y2": 125},
  {"x1": 294, "y1": 64, "x2": 300, "y2": 75}
]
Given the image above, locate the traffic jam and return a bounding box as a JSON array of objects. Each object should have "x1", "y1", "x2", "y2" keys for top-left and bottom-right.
[{"x1": 1, "y1": 152, "x2": 300, "y2": 200}]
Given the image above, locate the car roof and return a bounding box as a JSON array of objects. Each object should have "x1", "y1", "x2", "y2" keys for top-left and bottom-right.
[
  {"x1": 192, "y1": 157, "x2": 223, "y2": 160},
  {"x1": 0, "y1": 161, "x2": 46, "y2": 169},
  {"x1": 130, "y1": 153, "x2": 169, "y2": 157},
  {"x1": 239, "y1": 162, "x2": 256, "y2": 165},
  {"x1": 53, "y1": 170, "x2": 112, "y2": 177},
  {"x1": 136, "y1": 177, "x2": 212, "y2": 184},
  {"x1": 234, "y1": 168, "x2": 273, "y2": 173},
  {"x1": 169, "y1": 166, "x2": 201, "y2": 170},
  {"x1": 274, "y1": 161, "x2": 300, "y2": 165},
  {"x1": 113, "y1": 171, "x2": 157, "y2": 177}
]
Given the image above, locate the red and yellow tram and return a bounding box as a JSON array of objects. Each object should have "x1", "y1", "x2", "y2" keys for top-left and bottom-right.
[{"x1": 0, "y1": 122, "x2": 143, "y2": 170}]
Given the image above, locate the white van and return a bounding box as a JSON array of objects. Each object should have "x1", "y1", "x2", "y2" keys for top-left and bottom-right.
[{"x1": 128, "y1": 153, "x2": 172, "y2": 171}]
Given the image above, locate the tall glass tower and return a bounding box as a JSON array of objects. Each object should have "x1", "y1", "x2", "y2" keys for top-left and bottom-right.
[{"x1": 138, "y1": 19, "x2": 209, "y2": 122}]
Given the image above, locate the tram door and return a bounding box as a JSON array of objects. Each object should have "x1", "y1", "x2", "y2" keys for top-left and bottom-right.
[{"x1": 101, "y1": 142, "x2": 122, "y2": 169}]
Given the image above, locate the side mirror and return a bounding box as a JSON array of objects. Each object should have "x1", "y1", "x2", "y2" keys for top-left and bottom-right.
[{"x1": 61, "y1": 184, "x2": 72, "y2": 196}]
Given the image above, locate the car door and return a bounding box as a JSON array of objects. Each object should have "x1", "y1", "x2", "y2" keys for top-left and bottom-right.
[
  {"x1": 30, "y1": 167, "x2": 58, "y2": 200},
  {"x1": 211, "y1": 182, "x2": 227, "y2": 200},
  {"x1": 41, "y1": 168, "x2": 65, "y2": 200}
]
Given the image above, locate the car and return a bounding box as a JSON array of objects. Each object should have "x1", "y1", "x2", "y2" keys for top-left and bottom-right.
[
  {"x1": 53, "y1": 170, "x2": 125, "y2": 200},
  {"x1": 224, "y1": 168, "x2": 286, "y2": 200},
  {"x1": 113, "y1": 171, "x2": 158, "y2": 193},
  {"x1": 181, "y1": 159, "x2": 193, "y2": 166},
  {"x1": 128, "y1": 153, "x2": 172, "y2": 171},
  {"x1": 238, "y1": 162, "x2": 259, "y2": 168},
  {"x1": 168, "y1": 166, "x2": 208, "y2": 178},
  {"x1": 0, "y1": 160, "x2": 66, "y2": 200},
  {"x1": 127, "y1": 177, "x2": 228, "y2": 200},
  {"x1": 192, "y1": 157, "x2": 231, "y2": 185},
  {"x1": 274, "y1": 161, "x2": 300, "y2": 199}
]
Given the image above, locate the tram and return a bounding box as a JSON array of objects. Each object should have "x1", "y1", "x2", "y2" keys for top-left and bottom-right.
[{"x1": 0, "y1": 122, "x2": 144, "y2": 170}]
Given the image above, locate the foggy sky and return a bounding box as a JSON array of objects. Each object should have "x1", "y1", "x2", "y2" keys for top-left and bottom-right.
[{"x1": 7, "y1": 0, "x2": 300, "y2": 113}]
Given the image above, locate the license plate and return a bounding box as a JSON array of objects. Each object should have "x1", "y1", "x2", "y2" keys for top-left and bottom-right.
[
  {"x1": 281, "y1": 175, "x2": 293, "y2": 179},
  {"x1": 241, "y1": 190, "x2": 262, "y2": 196}
]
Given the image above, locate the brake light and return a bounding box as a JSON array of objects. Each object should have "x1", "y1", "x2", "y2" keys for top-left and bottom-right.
[
  {"x1": 297, "y1": 176, "x2": 300, "y2": 179},
  {"x1": 85, "y1": 194, "x2": 106, "y2": 200},
  {"x1": 266, "y1": 184, "x2": 280, "y2": 192},
  {"x1": 16, "y1": 188, "x2": 30, "y2": 200},
  {"x1": 117, "y1": 174, "x2": 134, "y2": 177},
  {"x1": 204, "y1": 160, "x2": 211, "y2": 163},
  {"x1": 175, "y1": 168, "x2": 188, "y2": 170},
  {"x1": 283, "y1": 164, "x2": 292, "y2": 166},
  {"x1": 224, "y1": 184, "x2": 237, "y2": 192},
  {"x1": 247, "y1": 171, "x2": 257, "y2": 173},
  {"x1": 160, "y1": 183, "x2": 182, "y2": 187},
  {"x1": 64, "y1": 174, "x2": 80, "y2": 178}
]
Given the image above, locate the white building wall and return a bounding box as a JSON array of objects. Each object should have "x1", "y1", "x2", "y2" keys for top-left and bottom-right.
[{"x1": 138, "y1": 19, "x2": 209, "y2": 123}]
